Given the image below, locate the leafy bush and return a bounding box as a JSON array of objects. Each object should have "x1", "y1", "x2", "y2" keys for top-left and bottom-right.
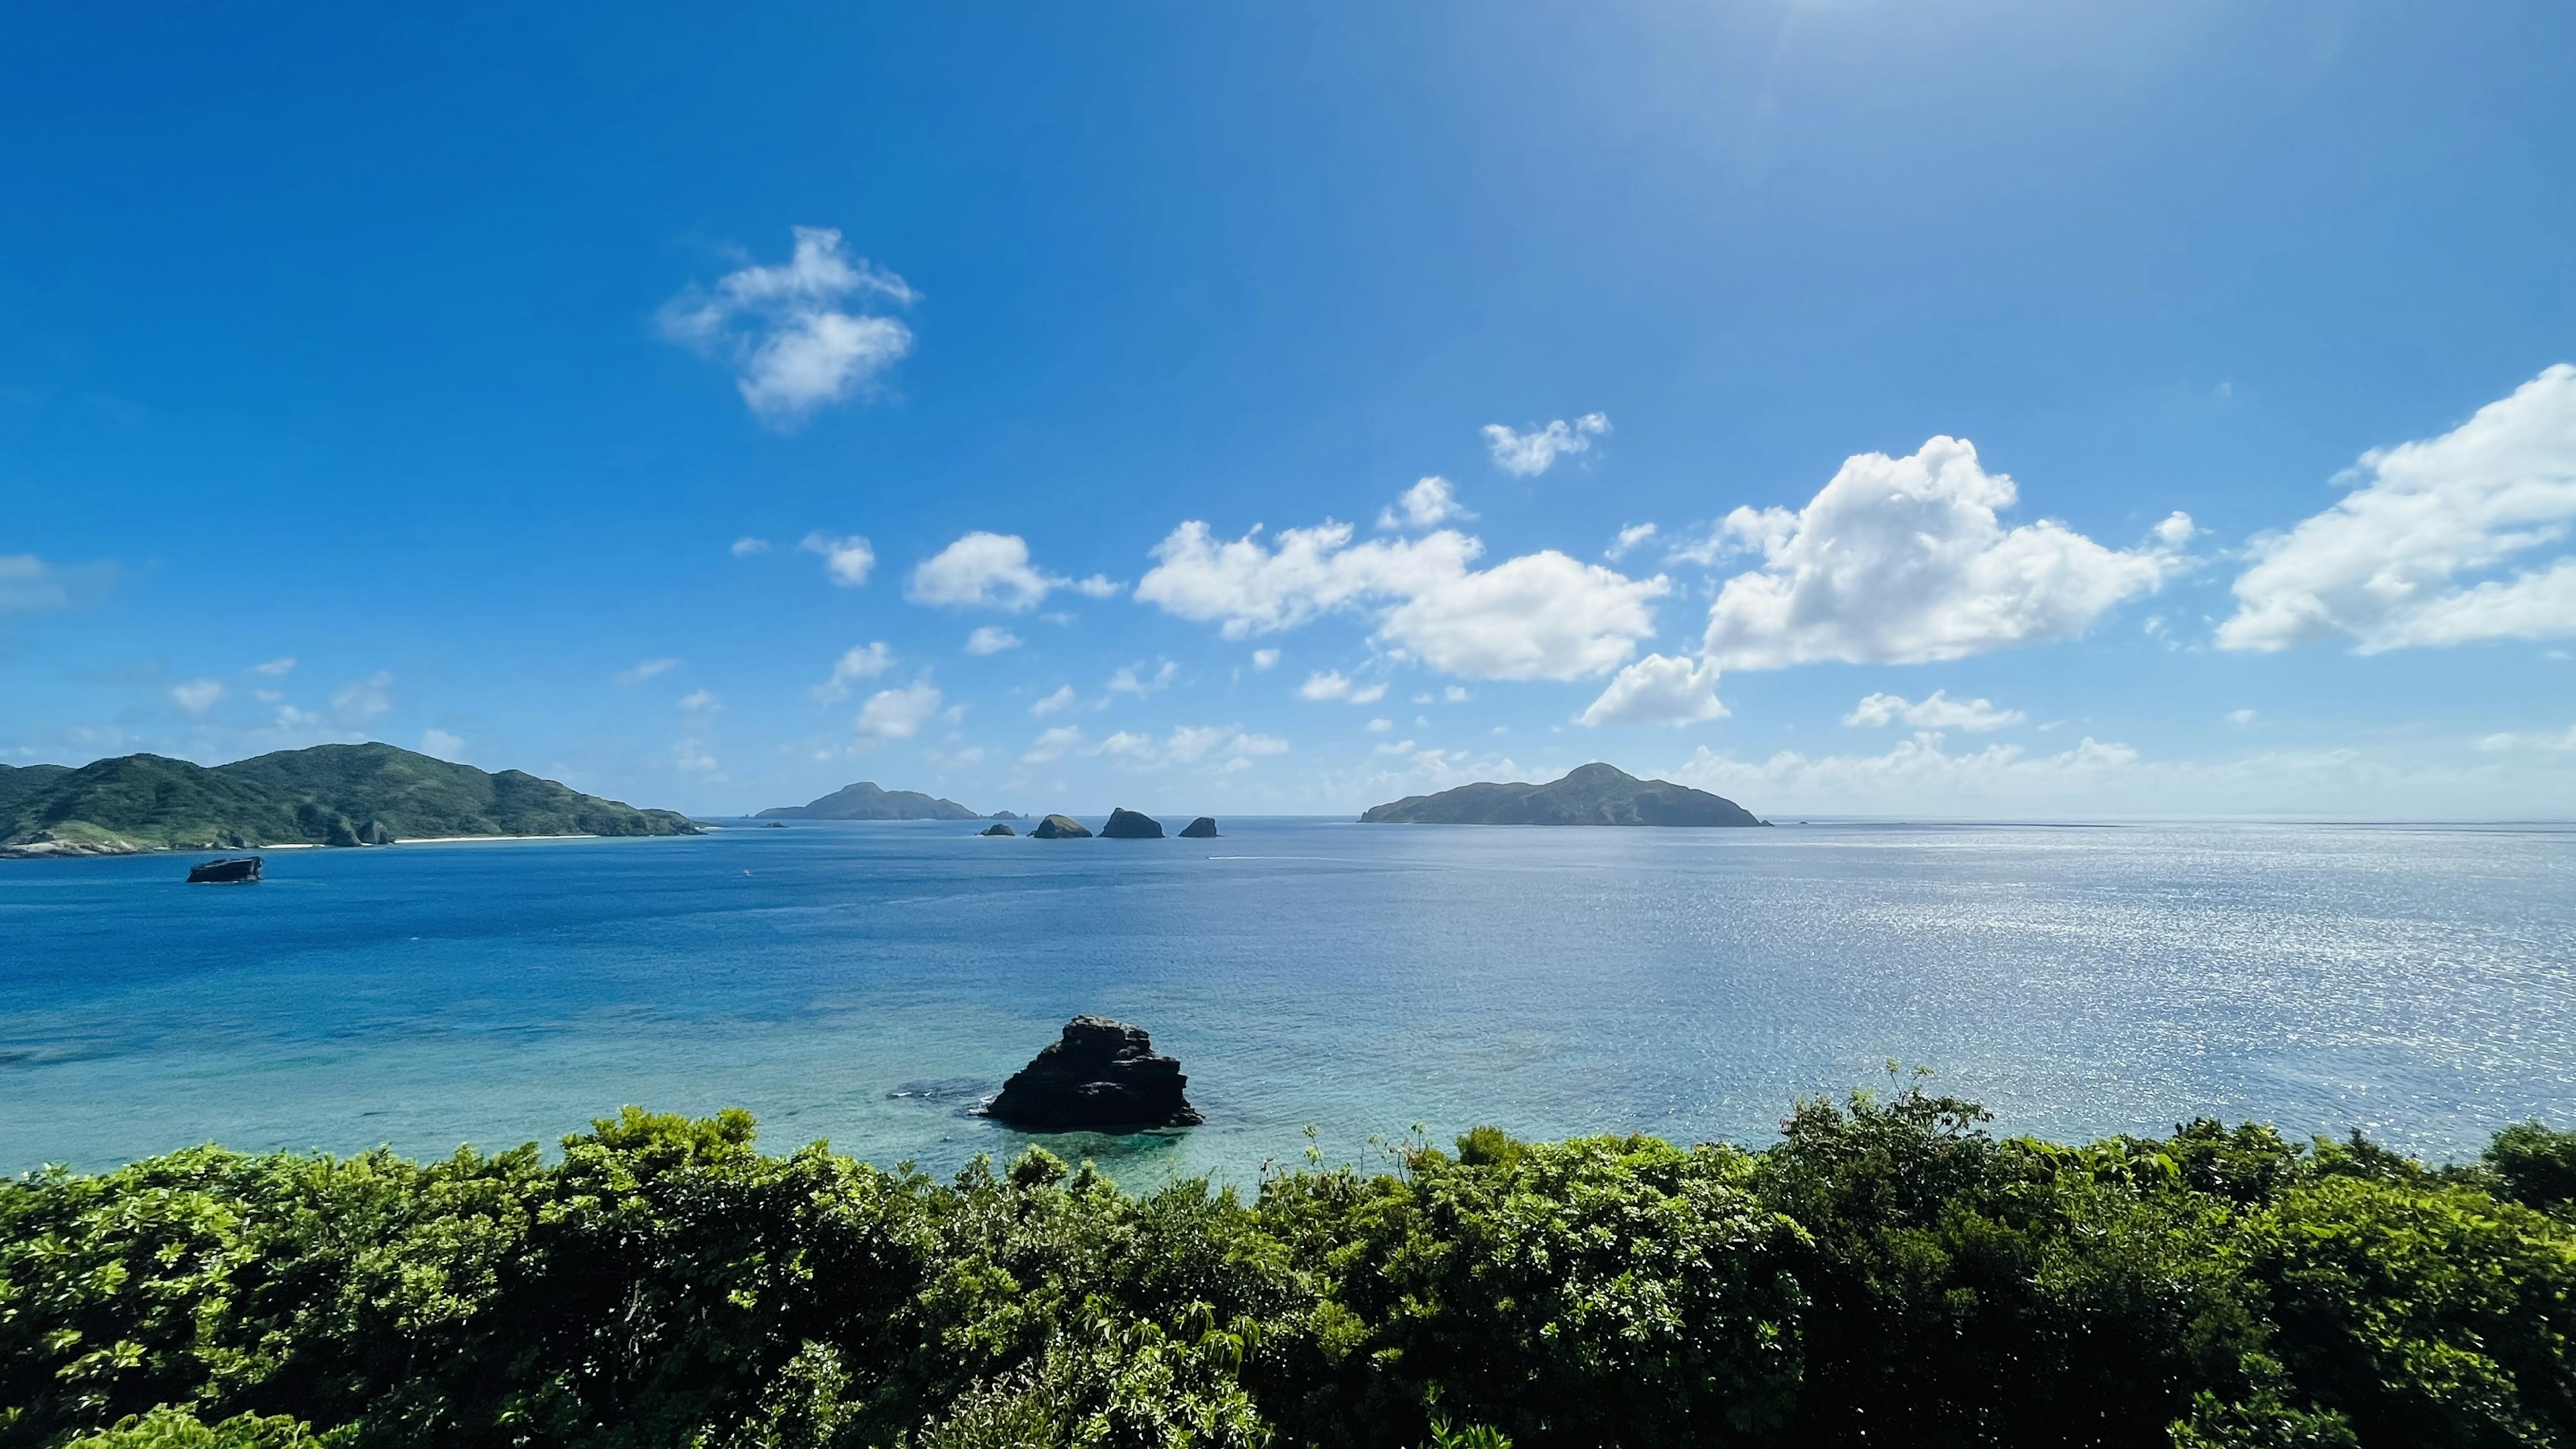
[{"x1": 5, "y1": 1095, "x2": 2572, "y2": 1449}]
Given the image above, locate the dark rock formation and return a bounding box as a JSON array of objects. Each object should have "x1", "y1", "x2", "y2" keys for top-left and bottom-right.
[
  {"x1": 764, "y1": 821, "x2": 789, "y2": 828},
  {"x1": 989, "y1": 810, "x2": 1024, "y2": 821},
  {"x1": 1362, "y1": 762, "x2": 1765, "y2": 827},
  {"x1": 185, "y1": 855, "x2": 263, "y2": 883},
  {"x1": 980, "y1": 822, "x2": 1016, "y2": 837},
  {"x1": 1179, "y1": 816, "x2": 1219, "y2": 839},
  {"x1": 1030, "y1": 814, "x2": 1093, "y2": 839},
  {"x1": 986, "y1": 1016, "x2": 1202, "y2": 1132},
  {"x1": 1101, "y1": 808, "x2": 1164, "y2": 839}
]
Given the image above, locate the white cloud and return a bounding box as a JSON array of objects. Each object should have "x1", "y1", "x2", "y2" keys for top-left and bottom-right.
[
  {"x1": 659, "y1": 226, "x2": 914, "y2": 425},
  {"x1": 1093, "y1": 724, "x2": 1289, "y2": 769},
  {"x1": 2218, "y1": 364, "x2": 2576, "y2": 653},
  {"x1": 731, "y1": 537, "x2": 771, "y2": 557},
  {"x1": 1366, "y1": 717, "x2": 1393, "y2": 732},
  {"x1": 420, "y1": 729, "x2": 468, "y2": 761},
  {"x1": 1108, "y1": 659, "x2": 1177, "y2": 696},
  {"x1": 1483, "y1": 413, "x2": 1609, "y2": 476},
  {"x1": 1378, "y1": 476, "x2": 1473, "y2": 531},
  {"x1": 170, "y1": 679, "x2": 224, "y2": 717},
  {"x1": 1022, "y1": 724, "x2": 1085, "y2": 763},
  {"x1": 908, "y1": 532, "x2": 1077, "y2": 611},
  {"x1": 1668, "y1": 732, "x2": 2140, "y2": 812},
  {"x1": 250, "y1": 657, "x2": 296, "y2": 677},
  {"x1": 1298, "y1": 670, "x2": 1357, "y2": 700},
  {"x1": 1703, "y1": 437, "x2": 2193, "y2": 668},
  {"x1": 2475, "y1": 724, "x2": 2576, "y2": 753},
  {"x1": 619, "y1": 657, "x2": 683, "y2": 685},
  {"x1": 674, "y1": 738, "x2": 722, "y2": 775},
  {"x1": 2226, "y1": 708, "x2": 2259, "y2": 727},
  {"x1": 1843, "y1": 690, "x2": 2025, "y2": 732},
  {"x1": 1445, "y1": 686, "x2": 1470, "y2": 702},
  {"x1": 814, "y1": 643, "x2": 895, "y2": 703},
  {"x1": 1607, "y1": 523, "x2": 1658, "y2": 560},
  {"x1": 1381, "y1": 551, "x2": 1665, "y2": 679},
  {"x1": 679, "y1": 689, "x2": 722, "y2": 712},
  {"x1": 1069, "y1": 575, "x2": 1124, "y2": 599},
  {"x1": 333, "y1": 671, "x2": 394, "y2": 724},
  {"x1": 1250, "y1": 649, "x2": 1280, "y2": 670},
  {"x1": 1030, "y1": 684, "x2": 1077, "y2": 717},
  {"x1": 1578, "y1": 653, "x2": 1727, "y2": 727},
  {"x1": 1140, "y1": 520, "x2": 1664, "y2": 681},
  {"x1": 800, "y1": 532, "x2": 877, "y2": 587},
  {"x1": 855, "y1": 679, "x2": 942, "y2": 741},
  {"x1": 966, "y1": 626, "x2": 1022, "y2": 655}
]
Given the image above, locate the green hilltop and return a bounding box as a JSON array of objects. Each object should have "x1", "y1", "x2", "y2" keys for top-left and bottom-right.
[{"x1": 0, "y1": 743, "x2": 699, "y2": 857}]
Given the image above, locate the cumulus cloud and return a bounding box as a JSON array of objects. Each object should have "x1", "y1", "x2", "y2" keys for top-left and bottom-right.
[
  {"x1": 1668, "y1": 732, "x2": 2141, "y2": 810},
  {"x1": 1069, "y1": 574, "x2": 1125, "y2": 598},
  {"x1": 679, "y1": 689, "x2": 721, "y2": 712},
  {"x1": 800, "y1": 533, "x2": 876, "y2": 587},
  {"x1": 1483, "y1": 413, "x2": 1609, "y2": 476},
  {"x1": 170, "y1": 679, "x2": 224, "y2": 717},
  {"x1": 1138, "y1": 521, "x2": 1666, "y2": 681},
  {"x1": 1702, "y1": 437, "x2": 2193, "y2": 668},
  {"x1": 2218, "y1": 364, "x2": 2576, "y2": 653},
  {"x1": 1379, "y1": 476, "x2": 1473, "y2": 531},
  {"x1": 250, "y1": 657, "x2": 297, "y2": 677},
  {"x1": 618, "y1": 657, "x2": 682, "y2": 685},
  {"x1": 659, "y1": 226, "x2": 914, "y2": 425},
  {"x1": 965, "y1": 626, "x2": 1022, "y2": 655},
  {"x1": 1251, "y1": 649, "x2": 1279, "y2": 670},
  {"x1": 1578, "y1": 653, "x2": 1727, "y2": 727},
  {"x1": 1030, "y1": 684, "x2": 1077, "y2": 718},
  {"x1": 420, "y1": 729, "x2": 468, "y2": 761},
  {"x1": 1297, "y1": 670, "x2": 1388, "y2": 704},
  {"x1": 813, "y1": 643, "x2": 895, "y2": 703},
  {"x1": 855, "y1": 680, "x2": 942, "y2": 741},
  {"x1": 1843, "y1": 690, "x2": 2025, "y2": 732},
  {"x1": 1094, "y1": 724, "x2": 1290, "y2": 770},
  {"x1": 907, "y1": 532, "x2": 1096, "y2": 611},
  {"x1": 1022, "y1": 724, "x2": 1084, "y2": 763},
  {"x1": 1108, "y1": 659, "x2": 1177, "y2": 696},
  {"x1": 333, "y1": 672, "x2": 394, "y2": 724},
  {"x1": 1607, "y1": 523, "x2": 1658, "y2": 560}
]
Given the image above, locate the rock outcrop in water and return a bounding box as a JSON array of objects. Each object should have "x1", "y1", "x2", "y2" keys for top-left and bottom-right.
[
  {"x1": 1179, "y1": 816, "x2": 1219, "y2": 839},
  {"x1": 985, "y1": 1016, "x2": 1202, "y2": 1132},
  {"x1": 979, "y1": 822, "x2": 1016, "y2": 837},
  {"x1": 1030, "y1": 814, "x2": 1092, "y2": 839},
  {"x1": 1101, "y1": 808, "x2": 1164, "y2": 839}
]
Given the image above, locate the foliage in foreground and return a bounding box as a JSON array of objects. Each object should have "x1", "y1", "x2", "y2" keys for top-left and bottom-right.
[{"x1": 5, "y1": 1088, "x2": 2573, "y2": 1449}]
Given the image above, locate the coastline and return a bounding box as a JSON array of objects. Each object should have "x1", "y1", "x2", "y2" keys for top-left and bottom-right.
[{"x1": 0, "y1": 830, "x2": 703, "y2": 860}]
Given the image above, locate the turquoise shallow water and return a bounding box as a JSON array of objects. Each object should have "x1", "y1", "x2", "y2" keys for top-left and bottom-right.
[{"x1": 3, "y1": 817, "x2": 2571, "y2": 1183}]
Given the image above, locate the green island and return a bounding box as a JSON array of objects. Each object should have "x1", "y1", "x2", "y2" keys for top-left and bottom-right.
[
  {"x1": 755, "y1": 783, "x2": 989, "y2": 822},
  {"x1": 0, "y1": 744, "x2": 699, "y2": 857},
  {"x1": 1360, "y1": 763, "x2": 1764, "y2": 827},
  {"x1": 8, "y1": 1083, "x2": 2571, "y2": 1449}
]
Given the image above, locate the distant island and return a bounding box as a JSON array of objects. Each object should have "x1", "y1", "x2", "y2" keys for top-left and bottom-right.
[
  {"x1": 0, "y1": 743, "x2": 700, "y2": 858},
  {"x1": 1361, "y1": 761, "x2": 1765, "y2": 826},
  {"x1": 755, "y1": 782, "x2": 990, "y2": 821}
]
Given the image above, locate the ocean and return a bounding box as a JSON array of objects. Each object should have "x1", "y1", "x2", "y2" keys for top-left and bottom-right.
[{"x1": 3, "y1": 817, "x2": 2570, "y2": 1183}]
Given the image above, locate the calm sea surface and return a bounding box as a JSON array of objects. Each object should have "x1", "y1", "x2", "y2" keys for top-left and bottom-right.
[{"x1": 3, "y1": 818, "x2": 2571, "y2": 1182}]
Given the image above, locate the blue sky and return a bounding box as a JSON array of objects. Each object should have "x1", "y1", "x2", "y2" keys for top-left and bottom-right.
[{"x1": 5, "y1": 2, "x2": 2573, "y2": 817}]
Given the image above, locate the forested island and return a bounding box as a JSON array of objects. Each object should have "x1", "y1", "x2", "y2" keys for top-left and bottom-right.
[
  {"x1": 0, "y1": 743, "x2": 698, "y2": 857},
  {"x1": 7, "y1": 1086, "x2": 2570, "y2": 1449},
  {"x1": 1362, "y1": 762, "x2": 1764, "y2": 826},
  {"x1": 755, "y1": 782, "x2": 992, "y2": 822}
]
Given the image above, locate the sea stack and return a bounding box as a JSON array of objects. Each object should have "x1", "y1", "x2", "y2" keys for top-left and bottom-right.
[
  {"x1": 1030, "y1": 814, "x2": 1092, "y2": 839},
  {"x1": 986, "y1": 1016, "x2": 1202, "y2": 1132},
  {"x1": 1101, "y1": 808, "x2": 1164, "y2": 839},
  {"x1": 979, "y1": 822, "x2": 1016, "y2": 837},
  {"x1": 1179, "y1": 816, "x2": 1218, "y2": 839}
]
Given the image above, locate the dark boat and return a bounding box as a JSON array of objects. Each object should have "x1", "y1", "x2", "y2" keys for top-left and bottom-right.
[{"x1": 186, "y1": 856, "x2": 263, "y2": 883}]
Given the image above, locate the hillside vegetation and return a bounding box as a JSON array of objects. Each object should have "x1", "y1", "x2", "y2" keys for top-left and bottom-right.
[
  {"x1": 1362, "y1": 762, "x2": 1764, "y2": 826},
  {"x1": 756, "y1": 782, "x2": 985, "y2": 821},
  {"x1": 0, "y1": 744, "x2": 698, "y2": 855},
  {"x1": 6, "y1": 1083, "x2": 2572, "y2": 1449}
]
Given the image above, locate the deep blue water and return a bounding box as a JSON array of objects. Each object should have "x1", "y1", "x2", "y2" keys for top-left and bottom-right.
[{"x1": 3, "y1": 818, "x2": 2571, "y2": 1183}]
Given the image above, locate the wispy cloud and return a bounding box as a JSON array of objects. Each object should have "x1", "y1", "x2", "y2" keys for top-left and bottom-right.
[
  {"x1": 618, "y1": 657, "x2": 683, "y2": 685},
  {"x1": 731, "y1": 536, "x2": 771, "y2": 557},
  {"x1": 814, "y1": 643, "x2": 894, "y2": 703},
  {"x1": 170, "y1": 679, "x2": 225, "y2": 717},
  {"x1": 1843, "y1": 690, "x2": 2026, "y2": 732},
  {"x1": 800, "y1": 533, "x2": 876, "y2": 587},
  {"x1": 966, "y1": 626, "x2": 1022, "y2": 655}
]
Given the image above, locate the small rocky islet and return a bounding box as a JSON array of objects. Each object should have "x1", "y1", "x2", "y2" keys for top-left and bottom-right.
[
  {"x1": 984, "y1": 1016, "x2": 1201, "y2": 1132},
  {"x1": 990, "y1": 808, "x2": 1218, "y2": 840}
]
